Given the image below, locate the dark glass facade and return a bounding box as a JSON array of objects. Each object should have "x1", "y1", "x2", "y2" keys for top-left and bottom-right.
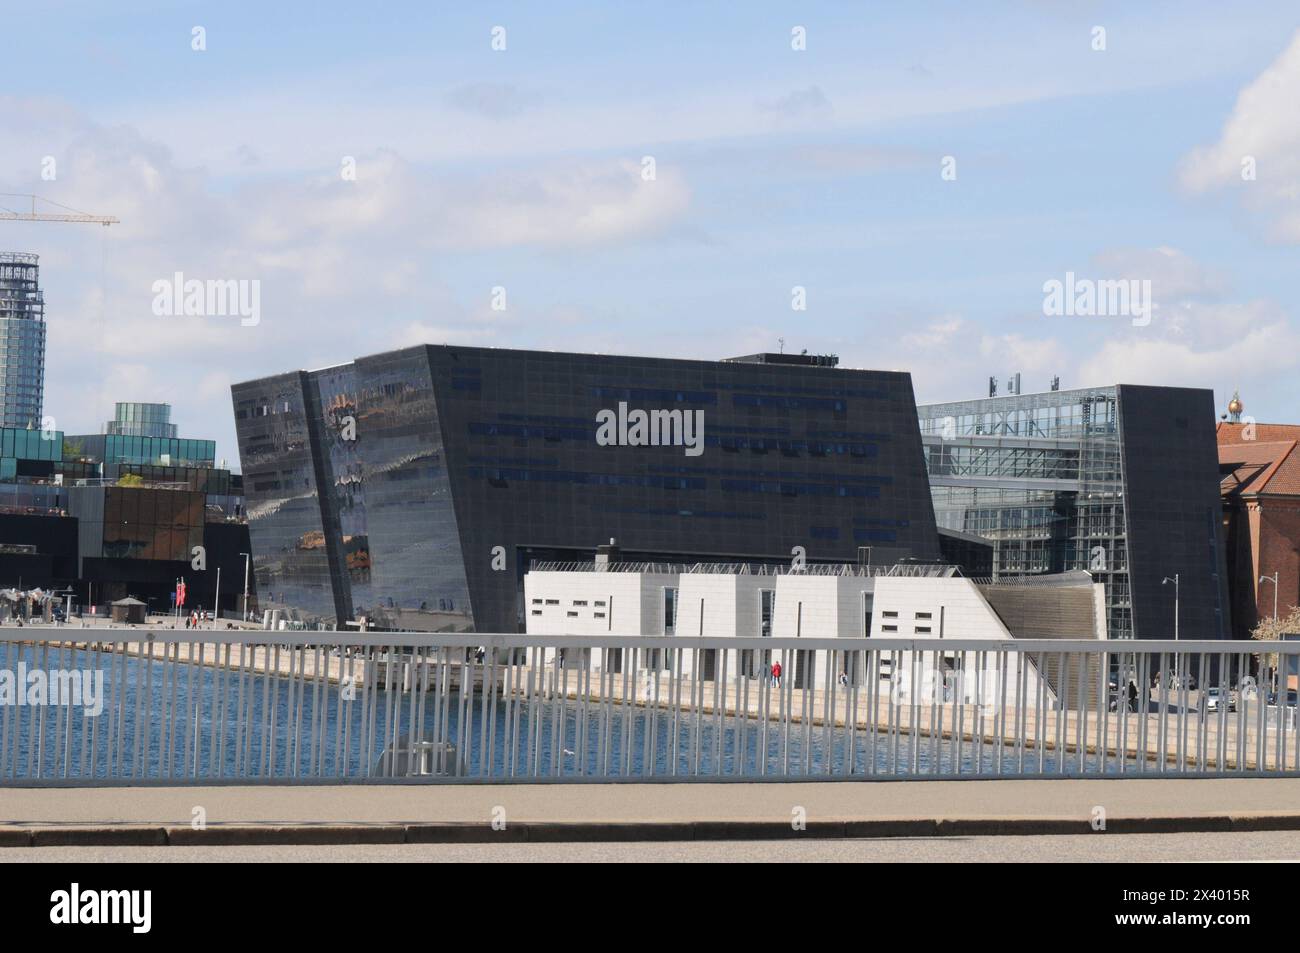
[
  {"x1": 229, "y1": 371, "x2": 339, "y2": 624},
  {"x1": 1117, "y1": 384, "x2": 1231, "y2": 643},
  {"x1": 64, "y1": 433, "x2": 216, "y2": 468},
  {"x1": 233, "y1": 346, "x2": 940, "y2": 631}
]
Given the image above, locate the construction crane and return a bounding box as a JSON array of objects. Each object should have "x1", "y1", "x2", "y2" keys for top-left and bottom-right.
[{"x1": 0, "y1": 193, "x2": 118, "y2": 227}]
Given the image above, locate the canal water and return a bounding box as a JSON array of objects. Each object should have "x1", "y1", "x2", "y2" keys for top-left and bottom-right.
[{"x1": 0, "y1": 647, "x2": 1100, "y2": 780}]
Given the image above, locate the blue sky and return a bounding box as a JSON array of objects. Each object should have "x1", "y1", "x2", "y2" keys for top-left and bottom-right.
[{"x1": 2, "y1": 1, "x2": 1299, "y2": 466}]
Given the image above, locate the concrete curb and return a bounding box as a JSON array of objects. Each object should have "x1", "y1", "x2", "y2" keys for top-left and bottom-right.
[
  {"x1": 2, "y1": 813, "x2": 1300, "y2": 845},
  {"x1": 31, "y1": 827, "x2": 168, "y2": 847}
]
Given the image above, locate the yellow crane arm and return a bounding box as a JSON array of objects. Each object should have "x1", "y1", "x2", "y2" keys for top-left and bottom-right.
[{"x1": 0, "y1": 194, "x2": 118, "y2": 226}]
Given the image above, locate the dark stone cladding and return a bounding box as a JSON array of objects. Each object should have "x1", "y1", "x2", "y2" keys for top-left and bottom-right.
[
  {"x1": 232, "y1": 345, "x2": 941, "y2": 632},
  {"x1": 1116, "y1": 384, "x2": 1231, "y2": 641}
]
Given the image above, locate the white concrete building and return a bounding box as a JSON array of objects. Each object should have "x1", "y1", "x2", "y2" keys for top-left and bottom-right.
[
  {"x1": 524, "y1": 561, "x2": 678, "y2": 673},
  {"x1": 871, "y1": 575, "x2": 1047, "y2": 708},
  {"x1": 523, "y1": 560, "x2": 1107, "y2": 709}
]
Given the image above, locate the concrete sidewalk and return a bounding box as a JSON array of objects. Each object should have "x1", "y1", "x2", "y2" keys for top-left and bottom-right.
[{"x1": 2, "y1": 777, "x2": 1300, "y2": 845}]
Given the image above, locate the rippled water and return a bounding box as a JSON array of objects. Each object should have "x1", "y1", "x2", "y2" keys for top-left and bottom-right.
[{"x1": 0, "y1": 647, "x2": 1097, "y2": 780}]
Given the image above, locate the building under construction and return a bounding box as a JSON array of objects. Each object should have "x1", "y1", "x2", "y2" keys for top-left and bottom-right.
[{"x1": 0, "y1": 253, "x2": 46, "y2": 430}]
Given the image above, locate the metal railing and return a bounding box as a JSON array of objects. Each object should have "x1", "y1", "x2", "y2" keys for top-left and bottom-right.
[
  {"x1": 531, "y1": 560, "x2": 961, "y2": 578},
  {"x1": 0, "y1": 629, "x2": 1295, "y2": 784}
]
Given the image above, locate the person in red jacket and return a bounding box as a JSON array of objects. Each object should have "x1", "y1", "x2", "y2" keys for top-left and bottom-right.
[{"x1": 771, "y1": 660, "x2": 782, "y2": 687}]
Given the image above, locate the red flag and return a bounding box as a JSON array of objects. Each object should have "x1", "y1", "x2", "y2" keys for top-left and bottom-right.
[{"x1": 177, "y1": 581, "x2": 187, "y2": 607}]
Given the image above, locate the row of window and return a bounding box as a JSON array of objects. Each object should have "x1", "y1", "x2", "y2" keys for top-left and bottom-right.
[
  {"x1": 470, "y1": 420, "x2": 882, "y2": 458},
  {"x1": 531, "y1": 597, "x2": 609, "y2": 608},
  {"x1": 472, "y1": 465, "x2": 886, "y2": 499},
  {"x1": 880, "y1": 609, "x2": 934, "y2": 635},
  {"x1": 530, "y1": 608, "x2": 607, "y2": 618}
]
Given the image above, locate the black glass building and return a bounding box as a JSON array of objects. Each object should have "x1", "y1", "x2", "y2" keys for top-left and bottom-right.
[{"x1": 232, "y1": 346, "x2": 941, "y2": 631}]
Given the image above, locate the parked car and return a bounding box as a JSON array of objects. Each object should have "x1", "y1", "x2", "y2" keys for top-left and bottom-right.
[{"x1": 1204, "y1": 686, "x2": 1235, "y2": 713}]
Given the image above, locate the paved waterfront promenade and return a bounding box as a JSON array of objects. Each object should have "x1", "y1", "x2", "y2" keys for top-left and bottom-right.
[{"x1": 2, "y1": 778, "x2": 1300, "y2": 845}]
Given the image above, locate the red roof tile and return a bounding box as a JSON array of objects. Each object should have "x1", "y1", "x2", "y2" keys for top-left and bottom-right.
[{"x1": 1219, "y1": 437, "x2": 1300, "y2": 498}]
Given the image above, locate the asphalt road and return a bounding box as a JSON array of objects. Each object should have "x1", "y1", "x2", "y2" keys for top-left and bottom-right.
[{"x1": 7, "y1": 830, "x2": 1300, "y2": 862}]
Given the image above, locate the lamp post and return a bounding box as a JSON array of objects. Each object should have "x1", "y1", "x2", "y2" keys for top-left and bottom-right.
[
  {"x1": 211, "y1": 566, "x2": 220, "y2": 630},
  {"x1": 240, "y1": 552, "x2": 251, "y2": 623},
  {"x1": 1260, "y1": 572, "x2": 1279, "y2": 624},
  {"x1": 1162, "y1": 573, "x2": 1180, "y2": 641}
]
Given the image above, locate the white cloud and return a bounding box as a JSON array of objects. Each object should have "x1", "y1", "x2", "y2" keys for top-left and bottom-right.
[
  {"x1": 1078, "y1": 317, "x2": 1300, "y2": 389},
  {"x1": 0, "y1": 97, "x2": 694, "y2": 463},
  {"x1": 242, "y1": 151, "x2": 689, "y2": 256},
  {"x1": 901, "y1": 315, "x2": 964, "y2": 350},
  {"x1": 1090, "y1": 246, "x2": 1228, "y2": 302},
  {"x1": 1178, "y1": 30, "x2": 1300, "y2": 240},
  {"x1": 977, "y1": 333, "x2": 1067, "y2": 375}
]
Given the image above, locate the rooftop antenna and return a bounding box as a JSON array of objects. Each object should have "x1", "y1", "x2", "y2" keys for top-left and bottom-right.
[
  {"x1": 778, "y1": 338, "x2": 785, "y2": 354},
  {"x1": 1050, "y1": 375, "x2": 1060, "y2": 392},
  {"x1": 988, "y1": 376, "x2": 997, "y2": 398}
]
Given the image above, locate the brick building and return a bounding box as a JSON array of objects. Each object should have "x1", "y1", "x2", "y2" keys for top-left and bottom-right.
[{"x1": 1218, "y1": 420, "x2": 1300, "y2": 639}]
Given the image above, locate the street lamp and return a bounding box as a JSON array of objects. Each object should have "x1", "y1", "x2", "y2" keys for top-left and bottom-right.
[
  {"x1": 1162, "y1": 573, "x2": 1180, "y2": 641},
  {"x1": 1260, "y1": 572, "x2": 1279, "y2": 624},
  {"x1": 240, "y1": 552, "x2": 251, "y2": 623}
]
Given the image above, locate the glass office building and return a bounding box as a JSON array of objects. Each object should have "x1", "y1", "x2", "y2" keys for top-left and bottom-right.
[
  {"x1": 233, "y1": 346, "x2": 941, "y2": 631},
  {"x1": 917, "y1": 385, "x2": 1230, "y2": 640},
  {"x1": 105, "y1": 402, "x2": 179, "y2": 439},
  {"x1": 63, "y1": 433, "x2": 216, "y2": 469},
  {"x1": 0, "y1": 426, "x2": 62, "y2": 481},
  {"x1": 0, "y1": 253, "x2": 46, "y2": 430}
]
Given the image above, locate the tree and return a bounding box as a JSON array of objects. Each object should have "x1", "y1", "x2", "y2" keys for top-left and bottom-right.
[{"x1": 1251, "y1": 605, "x2": 1300, "y2": 682}]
